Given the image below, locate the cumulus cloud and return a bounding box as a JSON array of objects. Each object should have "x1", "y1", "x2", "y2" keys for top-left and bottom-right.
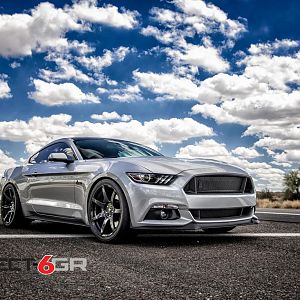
[
  {"x1": 0, "y1": 75, "x2": 11, "y2": 99},
  {"x1": 140, "y1": 0, "x2": 241, "y2": 76},
  {"x1": 173, "y1": 0, "x2": 246, "y2": 38},
  {"x1": 0, "y1": 2, "x2": 82, "y2": 57},
  {"x1": 274, "y1": 150, "x2": 300, "y2": 163},
  {"x1": 108, "y1": 84, "x2": 143, "y2": 102},
  {"x1": 149, "y1": 0, "x2": 246, "y2": 39},
  {"x1": 77, "y1": 46, "x2": 132, "y2": 72},
  {"x1": 70, "y1": 0, "x2": 139, "y2": 29},
  {"x1": 165, "y1": 42, "x2": 229, "y2": 73},
  {"x1": 191, "y1": 40, "x2": 300, "y2": 159},
  {"x1": 0, "y1": 149, "x2": 16, "y2": 175},
  {"x1": 0, "y1": 1, "x2": 139, "y2": 57},
  {"x1": 0, "y1": 114, "x2": 214, "y2": 154},
  {"x1": 133, "y1": 70, "x2": 202, "y2": 101},
  {"x1": 176, "y1": 139, "x2": 284, "y2": 191},
  {"x1": 29, "y1": 79, "x2": 100, "y2": 106},
  {"x1": 248, "y1": 39, "x2": 299, "y2": 55},
  {"x1": 91, "y1": 111, "x2": 132, "y2": 122},
  {"x1": 39, "y1": 55, "x2": 94, "y2": 84},
  {"x1": 232, "y1": 147, "x2": 262, "y2": 159}
]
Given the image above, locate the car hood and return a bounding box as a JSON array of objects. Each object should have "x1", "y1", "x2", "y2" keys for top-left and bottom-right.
[{"x1": 118, "y1": 156, "x2": 248, "y2": 176}]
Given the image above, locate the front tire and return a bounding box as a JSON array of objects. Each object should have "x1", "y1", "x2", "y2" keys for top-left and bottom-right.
[
  {"x1": 1, "y1": 184, "x2": 30, "y2": 227},
  {"x1": 202, "y1": 226, "x2": 236, "y2": 234},
  {"x1": 88, "y1": 179, "x2": 130, "y2": 243}
]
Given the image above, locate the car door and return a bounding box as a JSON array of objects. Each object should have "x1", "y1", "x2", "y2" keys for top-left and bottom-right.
[{"x1": 24, "y1": 142, "x2": 81, "y2": 219}]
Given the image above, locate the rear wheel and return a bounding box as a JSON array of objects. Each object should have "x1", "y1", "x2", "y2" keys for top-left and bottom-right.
[
  {"x1": 1, "y1": 184, "x2": 30, "y2": 227},
  {"x1": 88, "y1": 179, "x2": 130, "y2": 243},
  {"x1": 202, "y1": 226, "x2": 236, "y2": 233}
]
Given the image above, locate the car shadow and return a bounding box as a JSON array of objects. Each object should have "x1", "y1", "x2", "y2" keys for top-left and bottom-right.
[{"x1": 0, "y1": 221, "x2": 259, "y2": 246}]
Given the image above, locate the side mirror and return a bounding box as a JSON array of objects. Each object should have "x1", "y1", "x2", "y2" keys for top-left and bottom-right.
[{"x1": 48, "y1": 152, "x2": 74, "y2": 164}]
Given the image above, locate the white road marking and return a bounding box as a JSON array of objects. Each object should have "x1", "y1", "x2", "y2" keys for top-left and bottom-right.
[
  {"x1": 0, "y1": 233, "x2": 299, "y2": 239},
  {"x1": 256, "y1": 212, "x2": 300, "y2": 216},
  {"x1": 0, "y1": 234, "x2": 94, "y2": 239}
]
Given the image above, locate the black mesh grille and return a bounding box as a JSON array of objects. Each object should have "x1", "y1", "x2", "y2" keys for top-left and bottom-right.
[
  {"x1": 190, "y1": 206, "x2": 253, "y2": 220},
  {"x1": 184, "y1": 175, "x2": 253, "y2": 194}
]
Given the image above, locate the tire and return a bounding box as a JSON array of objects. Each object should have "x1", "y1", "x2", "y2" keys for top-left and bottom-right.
[
  {"x1": 88, "y1": 179, "x2": 130, "y2": 243},
  {"x1": 1, "y1": 184, "x2": 30, "y2": 228},
  {"x1": 202, "y1": 226, "x2": 236, "y2": 234}
]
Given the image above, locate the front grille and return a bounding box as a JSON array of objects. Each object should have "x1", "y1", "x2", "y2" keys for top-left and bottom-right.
[
  {"x1": 184, "y1": 175, "x2": 253, "y2": 194},
  {"x1": 190, "y1": 206, "x2": 253, "y2": 220}
]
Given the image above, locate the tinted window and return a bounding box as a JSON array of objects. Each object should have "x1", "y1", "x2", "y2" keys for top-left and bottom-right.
[
  {"x1": 30, "y1": 142, "x2": 75, "y2": 164},
  {"x1": 74, "y1": 139, "x2": 162, "y2": 159}
]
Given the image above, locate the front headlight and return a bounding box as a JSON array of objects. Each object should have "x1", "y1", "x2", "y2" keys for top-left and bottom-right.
[{"x1": 127, "y1": 172, "x2": 177, "y2": 185}]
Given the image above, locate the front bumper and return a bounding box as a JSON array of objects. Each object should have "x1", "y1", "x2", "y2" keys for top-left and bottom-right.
[{"x1": 123, "y1": 172, "x2": 258, "y2": 230}]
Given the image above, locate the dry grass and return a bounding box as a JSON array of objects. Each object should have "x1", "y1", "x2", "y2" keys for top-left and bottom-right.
[{"x1": 257, "y1": 199, "x2": 300, "y2": 209}]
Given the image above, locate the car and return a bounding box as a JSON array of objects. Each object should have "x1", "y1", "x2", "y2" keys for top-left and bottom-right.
[{"x1": 0, "y1": 137, "x2": 259, "y2": 242}]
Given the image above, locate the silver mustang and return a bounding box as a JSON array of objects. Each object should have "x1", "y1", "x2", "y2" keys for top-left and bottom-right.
[{"x1": 0, "y1": 137, "x2": 259, "y2": 242}]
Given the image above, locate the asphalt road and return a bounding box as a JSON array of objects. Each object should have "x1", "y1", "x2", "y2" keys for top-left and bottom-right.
[
  {"x1": 256, "y1": 208, "x2": 300, "y2": 223},
  {"x1": 0, "y1": 221, "x2": 299, "y2": 300}
]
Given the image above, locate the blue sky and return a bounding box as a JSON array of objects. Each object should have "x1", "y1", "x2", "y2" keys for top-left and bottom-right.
[{"x1": 0, "y1": 0, "x2": 299, "y2": 191}]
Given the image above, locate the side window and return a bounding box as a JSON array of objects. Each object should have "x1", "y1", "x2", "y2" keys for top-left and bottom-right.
[{"x1": 29, "y1": 142, "x2": 75, "y2": 164}]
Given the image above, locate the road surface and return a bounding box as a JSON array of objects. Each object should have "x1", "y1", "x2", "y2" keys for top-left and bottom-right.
[{"x1": 0, "y1": 220, "x2": 299, "y2": 299}]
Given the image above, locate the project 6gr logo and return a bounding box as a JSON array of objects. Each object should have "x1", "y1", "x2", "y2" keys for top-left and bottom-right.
[{"x1": 0, "y1": 255, "x2": 87, "y2": 275}]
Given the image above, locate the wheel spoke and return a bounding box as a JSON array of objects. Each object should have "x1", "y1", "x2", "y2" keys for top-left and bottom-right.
[
  {"x1": 92, "y1": 197, "x2": 105, "y2": 208},
  {"x1": 7, "y1": 211, "x2": 14, "y2": 224},
  {"x1": 4, "y1": 191, "x2": 13, "y2": 201},
  {"x1": 102, "y1": 186, "x2": 109, "y2": 203},
  {"x1": 3, "y1": 210, "x2": 12, "y2": 222},
  {"x1": 110, "y1": 190, "x2": 116, "y2": 203},
  {"x1": 92, "y1": 211, "x2": 105, "y2": 221},
  {"x1": 100, "y1": 217, "x2": 109, "y2": 234},
  {"x1": 114, "y1": 208, "x2": 121, "y2": 214},
  {"x1": 109, "y1": 217, "x2": 115, "y2": 230}
]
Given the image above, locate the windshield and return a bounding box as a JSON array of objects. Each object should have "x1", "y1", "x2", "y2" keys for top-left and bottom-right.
[{"x1": 74, "y1": 139, "x2": 163, "y2": 159}]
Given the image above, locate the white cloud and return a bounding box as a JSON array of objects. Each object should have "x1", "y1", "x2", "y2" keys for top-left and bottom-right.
[
  {"x1": 151, "y1": 1, "x2": 246, "y2": 39},
  {"x1": 274, "y1": 150, "x2": 300, "y2": 163},
  {"x1": 232, "y1": 147, "x2": 262, "y2": 159},
  {"x1": 39, "y1": 55, "x2": 94, "y2": 83},
  {"x1": 10, "y1": 61, "x2": 21, "y2": 69},
  {"x1": 0, "y1": 149, "x2": 16, "y2": 175},
  {"x1": 0, "y1": 114, "x2": 214, "y2": 154},
  {"x1": 108, "y1": 84, "x2": 142, "y2": 102},
  {"x1": 0, "y1": 75, "x2": 11, "y2": 99},
  {"x1": 70, "y1": 0, "x2": 139, "y2": 29},
  {"x1": 29, "y1": 79, "x2": 100, "y2": 106},
  {"x1": 248, "y1": 39, "x2": 299, "y2": 55},
  {"x1": 165, "y1": 42, "x2": 229, "y2": 73},
  {"x1": 91, "y1": 111, "x2": 132, "y2": 122},
  {"x1": 173, "y1": 0, "x2": 246, "y2": 38},
  {"x1": 240, "y1": 51, "x2": 300, "y2": 91},
  {"x1": 191, "y1": 42, "x2": 300, "y2": 160},
  {"x1": 0, "y1": 2, "x2": 82, "y2": 57},
  {"x1": 133, "y1": 70, "x2": 202, "y2": 101},
  {"x1": 141, "y1": 1, "x2": 244, "y2": 75},
  {"x1": 0, "y1": 1, "x2": 138, "y2": 57},
  {"x1": 176, "y1": 139, "x2": 284, "y2": 191},
  {"x1": 77, "y1": 46, "x2": 131, "y2": 72},
  {"x1": 141, "y1": 25, "x2": 192, "y2": 45}
]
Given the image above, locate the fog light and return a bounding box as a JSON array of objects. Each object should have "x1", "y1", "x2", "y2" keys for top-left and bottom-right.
[
  {"x1": 160, "y1": 209, "x2": 168, "y2": 220},
  {"x1": 144, "y1": 207, "x2": 180, "y2": 221}
]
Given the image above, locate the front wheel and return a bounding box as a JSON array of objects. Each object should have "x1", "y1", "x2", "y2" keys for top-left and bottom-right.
[
  {"x1": 88, "y1": 179, "x2": 130, "y2": 243},
  {"x1": 202, "y1": 226, "x2": 236, "y2": 234}
]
